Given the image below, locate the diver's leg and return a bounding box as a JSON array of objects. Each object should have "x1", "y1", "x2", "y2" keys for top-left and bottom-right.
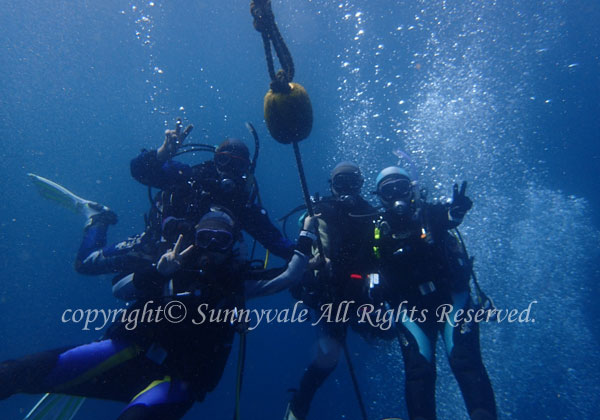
[
  {"x1": 443, "y1": 293, "x2": 497, "y2": 420},
  {"x1": 0, "y1": 346, "x2": 72, "y2": 400},
  {"x1": 75, "y1": 222, "x2": 156, "y2": 276},
  {"x1": 398, "y1": 313, "x2": 438, "y2": 420},
  {"x1": 287, "y1": 321, "x2": 346, "y2": 420},
  {"x1": 75, "y1": 208, "x2": 118, "y2": 274},
  {"x1": 0, "y1": 339, "x2": 144, "y2": 402},
  {"x1": 117, "y1": 377, "x2": 194, "y2": 420}
]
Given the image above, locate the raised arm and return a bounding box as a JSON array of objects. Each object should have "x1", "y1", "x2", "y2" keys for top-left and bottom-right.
[{"x1": 130, "y1": 119, "x2": 194, "y2": 189}]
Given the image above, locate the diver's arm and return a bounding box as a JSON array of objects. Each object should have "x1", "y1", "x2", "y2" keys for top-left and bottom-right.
[
  {"x1": 425, "y1": 203, "x2": 461, "y2": 230},
  {"x1": 244, "y1": 234, "x2": 313, "y2": 299},
  {"x1": 130, "y1": 121, "x2": 194, "y2": 189},
  {"x1": 130, "y1": 149, "x2": 193, "y2": 190},
  {"x1": 245, "y1": 216, "x2": 317, "y2": 298},
  {"x1": 75, "y1": 234, "x2": 157, "y2": 276},
  {"x1": 75, "y1": 218, "x2": 157, "y2": 275},
  {"x1": 241, "y1": 204, "x2": 295, "y2": 260}
]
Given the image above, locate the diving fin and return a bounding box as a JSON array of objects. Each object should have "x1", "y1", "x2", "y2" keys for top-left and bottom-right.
[
  {"x1": 24, "y1": 393, "x2": 85, "y2": 420},
  {"x1": 283, "y1": 403, "x2": 303, "y2": 420},
  {"x1": 27, "y1": 173, "x2": 111, "y2": 220}
]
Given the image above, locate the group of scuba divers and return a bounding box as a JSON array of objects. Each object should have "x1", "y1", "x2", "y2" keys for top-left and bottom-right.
[{"x1": 1, "y1": 119, "x2": 497, "y2": 420}]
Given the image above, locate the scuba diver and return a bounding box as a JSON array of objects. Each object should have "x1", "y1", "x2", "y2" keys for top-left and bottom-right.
[
  {"x1": 0, "y1": 209, "x2": 319, "y2": 420},
  {"x1": 284, "y1": 162, "x2": 378, "y2": 420},
  {"x1": 130, "y1": 119, "x2": 295, "y2": 260},
  {"x1": 61, "y1": 119, "x2": 293, "y2": 277},
  {"x1": 372, "y1": 166, "x2": 497, "y2": 420}
]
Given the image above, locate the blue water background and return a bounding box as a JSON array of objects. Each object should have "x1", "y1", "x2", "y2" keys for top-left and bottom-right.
[{"x1": 1, "y1": 0, "x2": 599, "y2": 419}]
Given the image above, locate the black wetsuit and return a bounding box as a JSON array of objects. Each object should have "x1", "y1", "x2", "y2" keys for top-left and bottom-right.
[
  {"x1": 376, "y1": 204, "x2": 497, "y2": 420},
  {"x1": 289, "y1": 196, "x2": 378, "y2": 420}
]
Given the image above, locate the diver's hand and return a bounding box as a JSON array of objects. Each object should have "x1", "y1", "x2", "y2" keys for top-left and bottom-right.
[
  {"x1": 308, "y1": 255, "x2": 330, "y2": 272},
  {"x1": 450, "y1": 181, "x2": 473, "y2": 220},
  {"x1": 302, "y1": 215, "x2": 320, "y2": 235},
  {"x1": 157, "y1": 234, "x2": 194, "y2": 276},
  {"x1": 157, "y1": 118, "x2": 193, "y2": 162}
]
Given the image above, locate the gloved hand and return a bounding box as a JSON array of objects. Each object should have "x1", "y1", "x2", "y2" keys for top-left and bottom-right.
[
  {"x1": 157, "y1": 234, "x2": 194, "y2": 276},
  {"x1": 157, "y1": 118, "x2": 193, "y2": 162},
  {"x1": 308, "y1": 255, "x2": 330, "y2": 271},
  {"x1": 450, "y1": 181, "x2": 473, "y2": 220}
]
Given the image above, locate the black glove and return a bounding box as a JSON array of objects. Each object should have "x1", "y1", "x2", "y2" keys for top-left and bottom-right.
[{"x1": 450, "y1": 181, "x2": 473, "y2": 219}]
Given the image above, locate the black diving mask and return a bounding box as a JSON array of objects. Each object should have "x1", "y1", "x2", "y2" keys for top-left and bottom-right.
[
  {"x1": 378, "y1": 178, "x2": 412, "y2": 203},
  {"x1": 195, "y1": 228, "x2": 234, "y2": 252},
  {"x1": 332, "y1": 173, "x2": 363, "y2": 196},
  {"x1": 215, "y1": 152, "x2": 250, "y2": 176}
]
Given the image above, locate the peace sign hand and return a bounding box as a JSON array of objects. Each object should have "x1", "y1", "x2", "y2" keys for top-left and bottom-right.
[
  {"x1": 450, "y1": 181, "x2": 473, "y2": 220},
  {"x1": 157, "y1": 118, "x2": 194, "y2": 162},
  {"x1": 157, "y1": 234, "x2": 194, "y2": 276}
]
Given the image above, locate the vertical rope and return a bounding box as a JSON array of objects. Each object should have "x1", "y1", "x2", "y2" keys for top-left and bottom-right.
[
  {"x1": 251, "y1": 0, "x2": 295, "y2": 87},
  {"x1": 292, "y1": 141, "x2": 325, "y2": 258},
  {"x1": 342, "y1": 340, "x2": 369, "y2": 420},
  {"x1": 261, "y1": 33, "x2": 277, "y2": 81},
  {"x1": 270, "y1": 24, "x2": 294, "y2": 81},
  {"x1": 233, "y1": 332, "x2": 247, "y2": 420}
]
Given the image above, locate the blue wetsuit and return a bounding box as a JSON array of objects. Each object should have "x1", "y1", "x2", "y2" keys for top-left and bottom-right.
[
  {"x1": 0, "y1": 237, "x2": 312, "y2": 420},
  {"x1": 377, "y1": 204, "x2": 497, "y2": 420}
]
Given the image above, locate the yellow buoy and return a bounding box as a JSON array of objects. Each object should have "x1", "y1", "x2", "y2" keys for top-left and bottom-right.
[{"x1": 264, "y1": 82, "x2": 313, "y2": 144}]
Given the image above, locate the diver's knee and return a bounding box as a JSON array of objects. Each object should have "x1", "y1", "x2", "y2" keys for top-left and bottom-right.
[
  {"x1": 313, "y1": 351, "x2": 340, "y2": 370},
  {"x1": 405, "y1": 357, "x2": 436, "y2": 382},
  {"x1": 315, "y1": 337, "x2": 341, "y2": 369}
]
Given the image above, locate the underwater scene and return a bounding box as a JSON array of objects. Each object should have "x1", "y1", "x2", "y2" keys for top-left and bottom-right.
[{"x1": 1, "y1": 1, "x2": 599, "y2": 419}]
